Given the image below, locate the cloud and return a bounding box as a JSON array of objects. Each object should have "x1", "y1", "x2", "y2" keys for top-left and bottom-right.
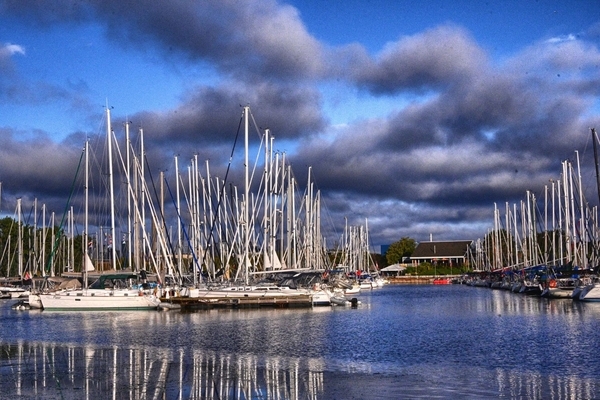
[
  {"x1": 0, "y1": 42, "x2": 24, "y2": 73},
  {"x1": 2, "y1": 0, "x2": 326, "y2": 82},
  {"x1": 343, "y1": 25, "x2": 488, "y2": 94},
  {"x1": 0, "y1": 42, "x2": 25, "y2": 57},
  {"x1": 121, "y1": 82, "x2": 326, "y2": 150},
  {"x1": 1, "y1": 1, "x2": 600, "y2": 246},
  {"x1": 0, "y1": 128, "x2": 85, "y2": 213}
]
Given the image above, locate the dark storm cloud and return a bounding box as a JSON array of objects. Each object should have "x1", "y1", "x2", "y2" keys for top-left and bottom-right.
[
  {"x1": 121, "y1": 83, "x2": 325, "y2": 149},
  {"x1": 1, "y1": 1, "x2": 600, "y2": 245},
  {"x1": 293, "y1": 26, "x2": 600, "y2": 238},
  {"x1": 343, "y1": 28, "x2": 600, "y2": 156},
  {"x1": 346, "y1": 25, "x2": 488, "y2": 94},
  {"x1": 1, "y1": 0, "x2": 325, "y2": 82},
  {"x1": 0, "y1": 128, "x2": 84, "y2": 214}
]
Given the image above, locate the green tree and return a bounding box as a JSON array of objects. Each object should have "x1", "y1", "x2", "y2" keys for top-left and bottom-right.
[{"x1": 385, "y1": 237, "x2": 416, "y2": 265}]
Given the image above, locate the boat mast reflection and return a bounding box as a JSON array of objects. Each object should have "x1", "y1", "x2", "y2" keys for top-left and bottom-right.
[
  {"x1": 0, "y1": 341, "x2": 325, "y2": 399},
  {"x1": 2, "y1": 340, "x2": 598, "y2": 399}
]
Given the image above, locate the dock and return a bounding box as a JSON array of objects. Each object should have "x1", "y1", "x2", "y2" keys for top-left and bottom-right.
[
  {"x1": 159, "y1": 294, "x2": 314, "y2": 310},
  {"x1": 386, "y1": 275, "x2": 462, "y2": 284}
]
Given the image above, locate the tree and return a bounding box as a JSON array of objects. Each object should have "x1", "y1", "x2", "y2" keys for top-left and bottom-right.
[{"x1": 386, "y1": 237, "x2": 416, "y2": 265}]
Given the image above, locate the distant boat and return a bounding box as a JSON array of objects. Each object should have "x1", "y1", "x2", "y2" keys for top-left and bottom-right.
[
  {"x1": 0, "y1": 286, "x2": 29, "y2": 299},
  {"x1": 344, "y1": 283, "x2": 361, "y2": 295},
  {"x1": 577, "y1": 279, "x2": 600, "y2": 301},
  {"x1": 519, "y1": 279, "x2": 542, "y2": 296},
  {"x1": 432, "y1": 277, "x2": 452, "y2": 285},
  {"x1": 540, "y1": 278, "x2": 575, "y2": 299},
  {"x1": 187, "y1": 284, "x2": 332, "y2": 306}
]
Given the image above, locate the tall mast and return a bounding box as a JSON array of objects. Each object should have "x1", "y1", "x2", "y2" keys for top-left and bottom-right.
[
  {"x1": 243, "y1": 106, "x2": 250, "y2": 284},
  {"x1": 175, "y1": 155, "x2": 182, "y2": 280},
  {"x1": 263, "y1": 129, "x2": 270, "y2": 271},
  {"x1": 140, "y1": 127, "x2": 146, "y2": 272},
  {"x1": 106, "y1": 106, "x2": 118, "y2": 270},
  {"x1": 125, "y1": 121, "x2": 133, "y2": 271},
  {"x1": 84, "y1": 139, "x2": 89, "y2": 287},
  {"x1": 17, "y1": 198, "x2": 22, "y2": 278}
]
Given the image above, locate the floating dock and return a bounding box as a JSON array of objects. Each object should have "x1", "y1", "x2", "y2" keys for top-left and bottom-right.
[{"x1": 159, "y1": 294, "x2": 314, "y2": 310}]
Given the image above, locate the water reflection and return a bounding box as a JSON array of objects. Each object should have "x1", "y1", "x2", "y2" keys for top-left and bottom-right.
[
  {"x1": 4, "y1": 286, "x2": 600, "y2": 399},
  {"x1": 0, "y1": 341, "x2": 325, "y2": 399},
  {"x1": 2, "y1": 340, "x2": 600, "y2": 399}
]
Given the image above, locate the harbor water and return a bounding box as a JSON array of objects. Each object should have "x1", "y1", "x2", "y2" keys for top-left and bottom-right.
[{"x1": 2, "y1": 284, "x2": 600, "y2": 399}]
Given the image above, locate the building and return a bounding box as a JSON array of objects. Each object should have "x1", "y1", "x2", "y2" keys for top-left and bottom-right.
[{"x1": 410, "y1": 240, "x2": 473, "y2": 267}]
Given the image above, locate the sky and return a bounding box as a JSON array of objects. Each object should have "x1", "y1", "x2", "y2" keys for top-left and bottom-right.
[{"x1": 0, "y1": 0, "x2": 600, "y2": 248}]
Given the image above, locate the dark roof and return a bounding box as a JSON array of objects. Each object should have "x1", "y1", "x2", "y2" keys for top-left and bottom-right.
[{"x1": 411, "y1": 240, "x2": 472, "y2": 259}]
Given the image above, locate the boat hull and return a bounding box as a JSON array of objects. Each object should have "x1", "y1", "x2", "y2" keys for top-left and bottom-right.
[
  {"x1": 40, "y1": 289, "x2": 160, "y2": 310},
  {"x1": 541, "y1": 287, "x2": 573, "y2": 299},
  {"x1": 579, "y1": 284, "x2": 600, "y2": 302}
]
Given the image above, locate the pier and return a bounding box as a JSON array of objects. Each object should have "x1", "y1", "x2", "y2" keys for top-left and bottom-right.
[
  {"x1": 159, "y1": 294, "x2": 314, "y2": 310},
  {"x1": 386, "y1": 275, "x2": 462, "y2": 284}
]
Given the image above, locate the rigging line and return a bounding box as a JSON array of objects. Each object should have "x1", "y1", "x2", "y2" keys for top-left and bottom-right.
[
  {"x1": 164, "y1": 175, "x2": 196, "y2": 283},
  {"x1": 143, "y1": 155, "x2": 177, "y2": 273},
  {"x1": 592, "y1": 128, "x2": 600, "y2": 206},
  {"x1": 201, "y1": 113, "x2": 244, "y2": 272},
  {"x1": 45, "y1": 146, "x2": 85, "y2": 276}
]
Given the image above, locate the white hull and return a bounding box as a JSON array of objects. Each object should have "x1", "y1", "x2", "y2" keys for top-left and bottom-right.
[
  {"x1": 188, "y1": 286, "x2": 309, "y2": 299},
  {"x1": 187, "y1": 286, "x2": 332, "y2": 306},
  {"x1": 40, "y1": 289, "x2": 160, "y2": 310},
  {"x1": 28, "y1": 294, "x2": 43, "y2": 309},
  {"x1": 579, "y1": 284, "x2": 600, "y2": 301},
  {"x1": 311, "y1": 289, "x2": 332, "y2": 306},
  {"x1": 344, "y1": 285, "x2": 361, "y2": 295},
  {"x1": 0, "y1": 287, "x2": 29, "y2": 298}
]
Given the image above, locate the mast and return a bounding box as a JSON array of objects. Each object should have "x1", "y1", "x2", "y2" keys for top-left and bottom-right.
[
  {"x1": 125, "y1": 121, "x2": 133, "y2": 271},
  {"x1": 175, "y1": 155, "x2": 183, "y2": 281},
  {"x1": 106, "y1": 106, "x2": 118, "y2": 270},
  {"x1": 263, "y1": 129, "x2": 270, "y2": 271},
  {"x1": 592, "y1": 128, "x2": 600, "y2": 205},
  {"x1": 17, "y1": 198, "x2": 22, "y2": 279},
  {"x1": 139, "y1": 127, "x2": 146, "y2": 272},
  {"x1": 243, "y1": 106, "x2": 250, "y2": 284},
  {"x1": 41, "y1": 204, "x2": 46, "y2": 277},
  {"x1": 33, "y1": 198, "x2": 37, "y2": 276},
  {"x1": 83, "y1": 139, "x2": 89, "y2": 288}
]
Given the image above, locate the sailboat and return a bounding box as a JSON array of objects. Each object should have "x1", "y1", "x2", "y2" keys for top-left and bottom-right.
[
  {"x1": 40, "y1": 271, "x2": 160, "y2": 310},
  {"x1": 177, "y1": 107, "x2": 330, "y2": 305},
  {"x1": 39, "y1": 108, "x2": 160, "y2": 311}
]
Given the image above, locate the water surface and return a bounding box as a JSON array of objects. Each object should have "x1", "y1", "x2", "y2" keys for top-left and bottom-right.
[{"x1": 1, "y1": 285, "x2": 599, "y2": 398}]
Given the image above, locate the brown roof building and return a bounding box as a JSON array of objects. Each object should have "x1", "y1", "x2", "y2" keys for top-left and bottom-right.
[{"x1": 410, "y1": 240, "x2": 473, "y2": 266}]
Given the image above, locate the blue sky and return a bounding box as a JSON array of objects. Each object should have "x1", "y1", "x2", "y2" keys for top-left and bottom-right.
[{"x1": 1, "y1": 0, "x2": 600, "y2": 247}]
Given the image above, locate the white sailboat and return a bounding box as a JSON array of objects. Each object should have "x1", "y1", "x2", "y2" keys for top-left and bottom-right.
[
  {"x1": 40, "y1": 272, "x2": 160, "y2": 310},
  {"x1": 39, "y1": 108, "x2": 160, "y2": 311}
]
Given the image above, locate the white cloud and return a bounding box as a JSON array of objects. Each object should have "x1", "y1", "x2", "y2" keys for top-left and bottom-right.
[
  {"x1": 546, "y1": 34, "x2": 576, "y2": 44},
  {"x1": 1, "y1": 42, "x2": 25, "y2": 56}
]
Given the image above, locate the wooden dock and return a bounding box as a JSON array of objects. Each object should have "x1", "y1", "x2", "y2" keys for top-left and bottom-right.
[
  {"x1": 386, "y1": 275, "x2": 462, "y2": 284},
  {"x1": 159, "y1": 294, "x2": 314, "y2": 310}
]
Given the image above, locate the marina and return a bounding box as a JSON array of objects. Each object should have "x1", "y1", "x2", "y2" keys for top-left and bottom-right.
[
  {"x1": 0, "y1": 106, "x2": 389, "y2": 314},
  {"x1": 3, "y1": 284, "x2": 600, "y2": 399},
  {"x1": 1, "y1": 2, "x2": 599, "y2": 398}
]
